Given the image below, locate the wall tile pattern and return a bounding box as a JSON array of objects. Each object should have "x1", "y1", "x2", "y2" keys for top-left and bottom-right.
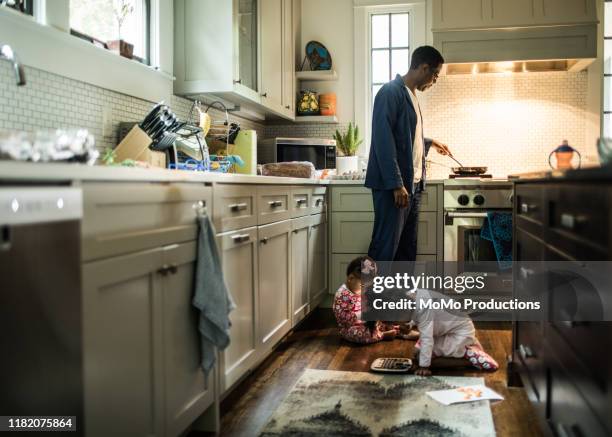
[{"x1": 0, "y1": 63, "x2": 265, "y2": 154}]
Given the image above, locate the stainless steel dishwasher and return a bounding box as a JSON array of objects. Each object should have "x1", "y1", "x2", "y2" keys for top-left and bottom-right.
[{"x1": 0, "y1": 187, "x2": 83, "y2": 431}]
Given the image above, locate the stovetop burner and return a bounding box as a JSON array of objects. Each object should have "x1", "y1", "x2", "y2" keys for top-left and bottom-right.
[{"x1": 449, "y1": 174, "x2": 492, "y2": 179}]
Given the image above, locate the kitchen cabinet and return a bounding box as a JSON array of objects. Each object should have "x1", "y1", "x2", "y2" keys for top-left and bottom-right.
[
  {"x1": 291, "y1": 216, "x2": 311, "y2": 326},
  {"x1": 432, "y1": 0, "x2": 597, "y2": 65},
  {"x1": 257, "y1": 185, "x2": 292, "y2": 225},
  {"x1": 511, "y1": 177, "x2": 612, "y2": 437},
  {"x1": 327, "y1": 184, "x2": 444, "y2": 293},
  {"x1": 309, "y1": 214, "x2": 328, "y2": 308},
  {"x1": 258, "y1": 219, "x2": 292, "y2": 351},
  {"x1": 161, "y1": 242, "x2": 216, "y2": 437},
  {"x1": 81, "y1": 182, "x2": 216, "y2": 437},
  {"x1": 281, "y1": 0, "x2": 296, "y2": 117},
  {"x1": 81, "y1": 182, "x2": 210, "y2": 262},
  {"x1": 213, "y1": 184, "x2": 258, "y2": 232},
  {"x1": 174, "y1": 0, "x2": 260, "y2": 104},
  {"x1": 433, "y1": 0, "x2": 596, "y2": 30},
  {"x1": 82, "y1": 248, "x2": 165, "y2": 437},
  {"x1": 260, "y1": 0, "x2": 284, "y2": 114},
  {"x1": 217, "y1": 227, "x2": 259, "y2": 393},
  {"x1": 174, "y1": 0, "x2": 297, "y2": 121},
  {"x1": 82, "y1": 240, "x2": 216, "y2": 437}
]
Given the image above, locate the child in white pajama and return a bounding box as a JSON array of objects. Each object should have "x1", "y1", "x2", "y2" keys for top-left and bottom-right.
[{"x1": 410, "y1": 289, "x2": 498, "y2": 376}]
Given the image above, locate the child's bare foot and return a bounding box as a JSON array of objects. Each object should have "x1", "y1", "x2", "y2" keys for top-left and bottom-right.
[
  {"x1": 381, "y1": 330, "x2": 397, "y2": 340},
  {"x1": 398, "y1": 328, "x2": 419, "y2": 340}
]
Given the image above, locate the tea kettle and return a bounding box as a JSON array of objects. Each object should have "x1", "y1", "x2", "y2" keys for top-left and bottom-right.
[{"x1": 549, "y1": 140, "x2": 581, "y2": 170}]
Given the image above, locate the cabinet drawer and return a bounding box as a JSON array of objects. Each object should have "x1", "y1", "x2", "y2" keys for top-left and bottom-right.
[
  {"x1": 331, "y1": 212, "x2": 374, "y2": 253},
  {"x1": 291, "y1": 187, "x2": 311, "y2": 218},
  {"x1": 419, "y1": 184, "x2": 438, "y2": 212},
  {"x1": 257, "y1": 186, "x2": 292, "y2": 224},
  {"x1": 331, "y1": 186, "x2": 372, "y2": 212},
  {"x1": 82, "y1": 183, "x2": 210, "y2": 261},
  {"x1": 547, "y1": 185, "x2": 609, "y2": 258},
  {"x1": 213, "y1": 184, "x2": 257, "y2": 232},
  {"x1": 311, "y1": 186, "x2": 327, "y2": 215},
  {"x1": 515, "y1": 184, "x2": 544, "y2": 226},
  {"x1": 515, "y1": 322, "x2": 547, "y2": 404},
  {"x1": 549, "y1": 361, "x2": 609, "y2": 437}
]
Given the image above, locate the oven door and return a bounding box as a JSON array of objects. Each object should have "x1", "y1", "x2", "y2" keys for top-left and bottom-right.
[
  {"x1": 276, "y1": 144, "x2": 327, "y2": 169},
  {"x1": 443, "y1": 210, "x2": 512, "y2": 296}
]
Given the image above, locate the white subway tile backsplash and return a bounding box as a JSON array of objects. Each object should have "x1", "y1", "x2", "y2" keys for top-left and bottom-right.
[
  {"x1": 266, "y1": 71, "x2": 595, "y2": 178},
  {"x1": 0, "y1": 63, "x2": 265, "y2": 153}
]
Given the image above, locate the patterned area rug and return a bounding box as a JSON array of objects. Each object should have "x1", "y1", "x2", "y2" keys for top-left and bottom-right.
[{"x1": 259, "y1": 369, "x2": 496, "y2": 437}]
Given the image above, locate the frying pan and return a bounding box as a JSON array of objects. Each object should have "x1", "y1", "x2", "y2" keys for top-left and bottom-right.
[
  {"x1": 451, "y1": 166, "x2": 488, "y2": 175},
  {"x1": 448, "y1": 155, "x2": 487, "y2": 175}
]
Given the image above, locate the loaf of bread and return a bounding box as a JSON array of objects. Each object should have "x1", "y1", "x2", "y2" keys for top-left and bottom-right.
[{"x1": 261, "y1": 161, "x2": 316, "y2": 179}]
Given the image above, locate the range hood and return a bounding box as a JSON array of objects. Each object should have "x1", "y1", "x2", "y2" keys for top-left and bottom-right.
[{"x1": 434, "y1": 23, "x2": 598, "y2": 75}]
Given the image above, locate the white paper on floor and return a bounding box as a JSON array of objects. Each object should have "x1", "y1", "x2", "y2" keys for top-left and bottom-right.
[{"x1": 426, "y1": 384, "x2": 504, "y2": 406}]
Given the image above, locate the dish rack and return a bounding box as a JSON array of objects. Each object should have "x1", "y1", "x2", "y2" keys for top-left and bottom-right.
[{"x1": 187, "y1": 100, "x2": 241, "y2": 173}]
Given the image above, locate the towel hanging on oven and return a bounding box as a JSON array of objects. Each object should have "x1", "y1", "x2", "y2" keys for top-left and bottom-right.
[{"x1": 480, "y1": 212, "x2": 513, "y2": 270}]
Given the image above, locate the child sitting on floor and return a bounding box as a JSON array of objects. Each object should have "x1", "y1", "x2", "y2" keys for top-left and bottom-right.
[
  {"x1": 333, "y1": 256, "x2": 418, "y2": 344},
  {"x1": 409, "y1": 289, "x2": 499, "y2": 376}
]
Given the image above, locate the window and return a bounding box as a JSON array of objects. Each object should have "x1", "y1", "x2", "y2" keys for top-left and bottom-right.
[
  {"x1": 371, "y1": 12, "x2": 410, "y2": 101},
  {"x1": 605, "y1": 0, "x2": 612, "y2": 138},
  {"x1": 70, "y1": 0, "x2": 150, "y2": 64},
  {"x1": 0, "y1": 0, "x2": 33, "y2": 15}
]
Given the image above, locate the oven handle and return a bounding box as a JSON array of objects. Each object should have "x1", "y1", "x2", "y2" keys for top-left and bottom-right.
[
  {"x1": 445, "y1": 211, "x2": 489, "y2": 226},
  {"x1": 446, "y1": 211, "x2": 489, "y2": 218}
]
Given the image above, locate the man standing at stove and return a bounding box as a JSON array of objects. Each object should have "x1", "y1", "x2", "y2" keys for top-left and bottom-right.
[{"x1": 366, "y1": 45, "x2": 452, "y2": 262}]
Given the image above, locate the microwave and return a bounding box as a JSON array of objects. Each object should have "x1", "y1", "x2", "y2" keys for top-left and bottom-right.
[{"x1": 258, "y1": 138, "x2": 336, "y2": 170}]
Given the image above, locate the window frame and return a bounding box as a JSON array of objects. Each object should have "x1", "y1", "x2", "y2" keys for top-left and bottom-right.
[
  {"x1": 354, "y1": 2, "x2": 428, "y2": 155},
  {"x1": 0, "y1": 0, "x2": 173, "y2": 102},
  {"x1": 370, "y1": 12, "x2": 411, "y2": 104}
]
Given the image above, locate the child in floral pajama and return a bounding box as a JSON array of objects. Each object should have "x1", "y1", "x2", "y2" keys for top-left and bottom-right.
[{"x1": 333, "y1": 256, "x2": 417, "y2": 344}]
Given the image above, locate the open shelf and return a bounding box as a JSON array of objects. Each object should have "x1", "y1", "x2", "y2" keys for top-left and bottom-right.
[
  {"x1": 295, "y1": 70, "x2": 338, "y2": 81},
  {"x1": 294, "y1": 115, "x2": 339, "y2": 124}
]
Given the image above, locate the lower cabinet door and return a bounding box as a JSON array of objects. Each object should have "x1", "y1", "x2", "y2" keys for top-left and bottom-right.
[
  {"x1": 82, "y1": 248, "x2": 165, "y2": 437},
  {"x1": 309, "y1": 215, "x2": 328, "y2": 308},
  {"x1": 291, "y1": 217, "x2": 310, "y2": 326},
  {"x1": 258, "y1": 220, "x2": 292, "y2": 352},
  {"x1": 161, "y1": 241, "x2": 215, "y2": 437},
  {"x1": 218, "y1": 227, "x2": 259, "y2": 393}
]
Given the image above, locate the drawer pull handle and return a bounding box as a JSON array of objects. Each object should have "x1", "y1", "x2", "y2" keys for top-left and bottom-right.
[
  {"x1": 315, "y1": 199, "x2": 323, "y2": 206},
  {"x1": 520, "y1": 203, "x2": 535, "y2": 214},
  {"x1": 232, "y1": 234, "x2": 250, "y2": 243},
  {"x1": 269, "y1": 200, "x2": 283, "y2": 208},
  {"x1": 296, "y1": 199, "x2": 307, "y2": 205},
  {"x1": 229, "y1": 203, "x2": 248, "y2": 212},
  {"x1": 519, "y1": 344, "x2": 533, "y2": 360},
  {"x1": 157, "y1": 264, "x2": 178, "y2": 276},
  {"x1": 261, "y1": 237, "x2": 268, "y2": 244},
  {"x1": 560, "y1": 213, "x2": 587, "y2": 230}
]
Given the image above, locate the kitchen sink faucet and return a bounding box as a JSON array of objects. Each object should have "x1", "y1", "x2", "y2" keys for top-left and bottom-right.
[{"x1": 0, "y1": 44, "x2": 26, "y2": 86}]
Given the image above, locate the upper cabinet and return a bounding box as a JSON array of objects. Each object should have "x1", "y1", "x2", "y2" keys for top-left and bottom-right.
[
  {"x1": 260, "y1": 0, "x2": 284, "y2": 114},
  {"x1": 174, "y1": 0, "x2": 297, "y2": 121},
  {"x1": 433, "y1": 0, "x2": 596, "y2": 30},
  {"x1": 432, "y1": 0, "x2": 598, "y2": 65}
]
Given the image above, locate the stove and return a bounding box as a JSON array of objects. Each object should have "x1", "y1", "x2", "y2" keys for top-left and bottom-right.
[{"x1": 443, "y1": 178, "x2": 514, "y2": 303}]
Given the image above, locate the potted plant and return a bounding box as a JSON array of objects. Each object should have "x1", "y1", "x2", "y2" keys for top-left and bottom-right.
[
  {"x1": 333, "y1": 122, "x2": 363, "y2": 174},
  {"x1": 108, "y1": 0, "x2": 134, "y2": 59}
]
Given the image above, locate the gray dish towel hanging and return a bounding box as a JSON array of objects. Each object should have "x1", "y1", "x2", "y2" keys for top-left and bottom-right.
[{"x1": 193, "y1": 213, "x2": 236, "y2": 375}]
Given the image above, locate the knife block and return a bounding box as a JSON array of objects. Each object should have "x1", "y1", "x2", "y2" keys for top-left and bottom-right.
[{"x1": 114, "y1": 125, "x2": 166, "y2": 168}]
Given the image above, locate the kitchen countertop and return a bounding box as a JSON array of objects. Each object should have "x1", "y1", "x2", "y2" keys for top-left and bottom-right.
[
  {"x1": 509, "y1": 165, "x2": 612, "y2": 182},
  {"x1": 0, "y1": 161, "x2": 444, "y2": 185}
]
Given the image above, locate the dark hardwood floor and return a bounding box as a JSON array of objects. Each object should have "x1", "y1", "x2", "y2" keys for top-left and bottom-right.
[{"x1": 196, "y1": 309, "x2": 543, "y2": 437}]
